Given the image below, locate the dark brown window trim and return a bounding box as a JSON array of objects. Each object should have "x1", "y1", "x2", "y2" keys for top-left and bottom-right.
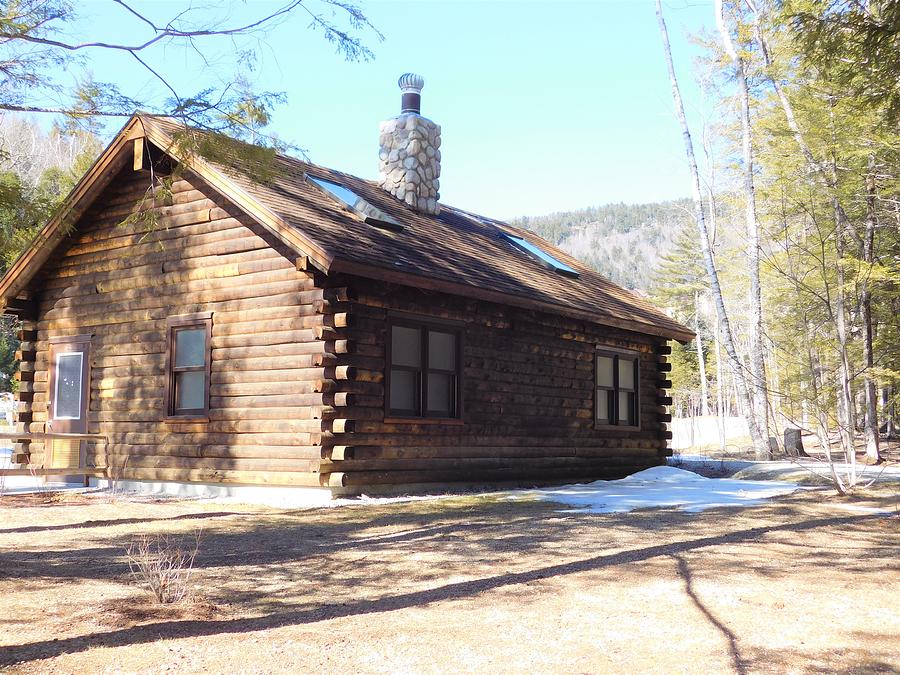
[
  {"x1": 47, "y1": 337, "x2": 92, "y2": 424},
  {"x1": 164, "y1": 312, "x2": 212, "y2": 421},
  {"x1": 594, "y1": 346, "x2": 641, "y2": 431},
  {"x1": 385, "y1": 315, "x2": 464, "y2": 422},
  {"x1": 387, "y1": 310, "x2": 465, "y2": 328}
]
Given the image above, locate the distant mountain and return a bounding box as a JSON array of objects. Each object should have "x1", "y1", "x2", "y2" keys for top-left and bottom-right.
[{"x1": 511, "y1": 199, "x2": 692, "y2": 291}]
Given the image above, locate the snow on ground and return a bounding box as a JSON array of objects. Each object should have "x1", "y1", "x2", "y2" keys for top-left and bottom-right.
[{"x1": 511, "y1": 466, "x2": 802, "y2": 513}]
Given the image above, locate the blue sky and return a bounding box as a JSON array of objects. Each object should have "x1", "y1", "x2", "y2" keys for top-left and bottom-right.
[{"x1": 66, "y1": 1, "x2": 715, "y2": 218}]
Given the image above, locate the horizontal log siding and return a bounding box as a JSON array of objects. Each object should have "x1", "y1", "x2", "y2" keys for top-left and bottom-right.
[
  {"x1": 12, "y1": 320, "x2": 38, "y2": 465},
  {"x1": 321, "y1": 277, "x2": 672, "y2": 488},
  {"x1": 24, "y1": 167, "x2": 325, "y2": 486}
]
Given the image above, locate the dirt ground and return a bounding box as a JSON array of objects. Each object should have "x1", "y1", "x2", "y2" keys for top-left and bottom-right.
[{"x1": 1, "y1": 481, "x2": 898, "y2": 674}]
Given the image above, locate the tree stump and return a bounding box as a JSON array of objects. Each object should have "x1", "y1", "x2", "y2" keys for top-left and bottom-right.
[{"x1": 784, "y1": 427, "x2": 808, "y2": 458}]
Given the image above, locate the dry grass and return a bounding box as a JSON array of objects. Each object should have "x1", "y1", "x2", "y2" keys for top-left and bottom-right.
[{"x1": 0, "y1": 483, "x2": 898, "y2": 673}]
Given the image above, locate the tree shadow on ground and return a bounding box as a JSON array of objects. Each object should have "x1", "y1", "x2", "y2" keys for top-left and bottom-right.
[
  {"x1": 0, "y1": 507, "x2": 888, "y2": 667},
  {"x1": 3, "y1": 493, "x2": 894, "y2": 584},
  {"x1": 672, "y1": 553, "x2": 749, "y2": 674},
  {"x1": 0, "y1": 511, "x2": 244, "y2": 535}
]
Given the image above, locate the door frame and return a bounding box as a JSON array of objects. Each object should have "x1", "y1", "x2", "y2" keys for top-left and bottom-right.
[{"x1": 47, "y1": 334, "x2": 92, "y2": 475}]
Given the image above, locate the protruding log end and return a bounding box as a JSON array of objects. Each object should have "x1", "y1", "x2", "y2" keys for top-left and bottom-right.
[
  {"x1": 320, "y1": 472, "x2": 346, "y2": 488},
  {"x1": 331, "y1": 419, "x2": 355, "y2": 434}
]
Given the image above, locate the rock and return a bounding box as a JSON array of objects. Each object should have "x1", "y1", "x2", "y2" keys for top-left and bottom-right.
[{"x1": 404, "y1": 192, "x2": 416, "y2": 206}]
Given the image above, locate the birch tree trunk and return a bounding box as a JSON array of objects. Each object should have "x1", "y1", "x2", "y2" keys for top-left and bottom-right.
[
  {"x1": 830, "y1": 162, "x2": 858, "y2": 475},
  {"x1": 694, "y1": 291, "x2": 711, "y2": 416},
  {"x1": 656, "y1": 0, "x2": 767, "y2": 455},
  {"x1": 749, "y1": 0, "x2": 858, "y2": 472},
  {"x1": 715, "y1": 0, "x2": 769, "y2": 459},
  {"x1": 862, "y1": 155, "x2": 880, "y2": 462},
  {"x1": 713, "y1": 302, "x2": 728, "y2": 451}
]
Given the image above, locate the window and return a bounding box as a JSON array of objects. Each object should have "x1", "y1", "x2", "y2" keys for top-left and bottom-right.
[
  {"x1": 595, "y1": 350, "x2": 639, "y2": 428},
  {"x1": 502, "y1": 233, "x2": 579, "y2": 278},
  {"x1": 387, "y1": 320, "x2": 462, "y2": 419},
  {"x1": 308, "y1": 175, "x2": 403, "y2": 231},
  {"x1": 165, "y1": 313, "x2": 212, "y2": 419},
  {"x1": 53, "y1": 352, "x2": 84, "y2": 420}
]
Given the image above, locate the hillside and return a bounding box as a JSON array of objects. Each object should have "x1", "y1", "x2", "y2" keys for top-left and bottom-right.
[{"x1": 512, "y1": 199, "x2": 692, "y2": 290}]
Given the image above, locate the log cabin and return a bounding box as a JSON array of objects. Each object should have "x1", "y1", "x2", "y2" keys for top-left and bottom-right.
[{"x1": 0, "y1": 74, "x2": 693, "y2": 499}]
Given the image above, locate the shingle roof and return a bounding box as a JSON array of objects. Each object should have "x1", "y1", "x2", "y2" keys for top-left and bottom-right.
[
  {"x1": 0, "y1": 115, "x2": 693, "y2": 342},
  {"x1": 148, "y1": 119, "x2": 692, "y2": 342}
]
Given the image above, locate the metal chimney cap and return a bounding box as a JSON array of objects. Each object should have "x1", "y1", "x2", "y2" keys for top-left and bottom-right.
[{"x1": 398, "y1": 73, "x2": 424, "y2": 95}]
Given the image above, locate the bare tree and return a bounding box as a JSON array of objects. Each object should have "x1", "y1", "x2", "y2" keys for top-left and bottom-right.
[
  {"x1": 861, "y1": 154, "x2": 881, "y2": 462},
  {"x1": 0, "y1": 0, "x2": 380, "y2": 138},
  {"x1": 693, "y1": 291, "x2": 711, "y2": 416},
  {"x1": 715, "y1": 0, "x2": 770, "y2": 458},
  {"x1": 655, "y1": 0, "x2": 768, "y2": 456},
  {"x1": 747, "y1": 0, "x2": 859, "y2": 467}
]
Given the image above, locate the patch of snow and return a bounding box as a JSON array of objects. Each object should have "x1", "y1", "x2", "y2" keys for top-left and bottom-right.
[
  {"x1": 511, "y1": 466, "x2": 802, "y2": 513},
  {"x1": 325, "y1": 493, "x2": 448, "y2": 508}
]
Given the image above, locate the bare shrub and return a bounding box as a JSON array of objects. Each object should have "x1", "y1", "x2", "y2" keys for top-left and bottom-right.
[
  {"x1": 125, "y1": 531, "x2": 201, "y2": 604},
  {"x1": 104, "y1": 455, "x2": 129, "y2": 503}
]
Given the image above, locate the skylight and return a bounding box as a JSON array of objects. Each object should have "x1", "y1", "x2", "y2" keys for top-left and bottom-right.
[
  {"x1": 308, "y1": 176, "x2": 403, "y2": 231},
  {"x1": 503, "y1": 233, "x2": 579, "y2": 278}
]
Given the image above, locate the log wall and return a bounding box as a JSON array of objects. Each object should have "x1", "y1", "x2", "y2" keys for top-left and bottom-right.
[
  {"x1": 318, "y1": 277, "x2": 673, "y2": 489},
  {"x1": 12, "y1": 162, "x2": 675, "y2": 493},
  {"x1": 18, "y1": 165, "x2": 327, "y2": 486}
]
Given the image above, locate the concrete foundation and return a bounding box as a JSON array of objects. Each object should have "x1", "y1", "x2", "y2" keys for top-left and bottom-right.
[{"x1": 89, "y1": 478, "x2": 335, "y2": 508}]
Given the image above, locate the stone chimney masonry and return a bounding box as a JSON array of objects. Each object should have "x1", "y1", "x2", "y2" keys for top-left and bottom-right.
[{"x1": 378, "y1": 73, "x2": 441, "y2": 215}]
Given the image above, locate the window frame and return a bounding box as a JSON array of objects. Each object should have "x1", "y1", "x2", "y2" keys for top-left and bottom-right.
[
  {"x1": 385, "y1": 316, "x2": 464, "y2": 423},
  {"x1": 501, "y1": 232, "x2": 580, "y2": 278},
  {"x1": 164, "y1": 312, "x2": 212, "y2": 422},
  {"x1": 594, "y1": 347, "x2": 640, "y2": 431},
  {"x1": 52, "y1": 351, "x2": 85, "y2": 420}
]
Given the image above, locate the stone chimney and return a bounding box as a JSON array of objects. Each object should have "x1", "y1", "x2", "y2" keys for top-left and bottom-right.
[{"x1": 378, "y1": 73, "x2": 441, "y2": 215}]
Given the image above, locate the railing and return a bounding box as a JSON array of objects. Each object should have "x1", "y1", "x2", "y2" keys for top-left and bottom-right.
[{"x1": 0, "y1": 432, "x2": 108, "y2": 477}]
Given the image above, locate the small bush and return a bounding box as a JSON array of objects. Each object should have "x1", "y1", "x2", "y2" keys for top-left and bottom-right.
[{"x1": 125, "y1": 531, "x2": 201, "y2": 604}]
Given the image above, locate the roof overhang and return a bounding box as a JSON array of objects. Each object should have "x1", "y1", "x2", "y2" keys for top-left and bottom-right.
[
  {"x1": 329, "y1": 258, "x2": 696, "y2": 343},
  {"x1": 0, "y1": 114, "x2": 695, "y2": 344}
]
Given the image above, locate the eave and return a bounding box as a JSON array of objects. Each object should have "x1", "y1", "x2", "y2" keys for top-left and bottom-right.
[{"x1": 329, "y1": 258, "x2": 696, "y2": 343}]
